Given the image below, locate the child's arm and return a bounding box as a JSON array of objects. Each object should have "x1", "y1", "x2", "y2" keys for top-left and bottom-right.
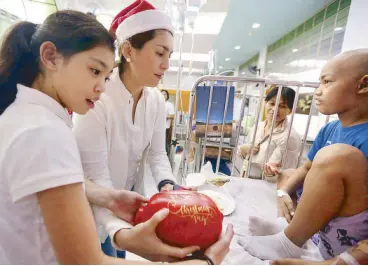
[
  {"x1": 37, "y1": 183, "x2": 141, "y2": 265},
  {"x1": 277, "y1": 160, "x2": 312, "y2": 222},
  {"x1": 280, "y1": 160, "x2": 312, "y2": 194}
]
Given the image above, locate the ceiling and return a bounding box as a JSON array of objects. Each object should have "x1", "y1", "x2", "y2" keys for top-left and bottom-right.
[
  {"x1": 1, "y1": 0, "x2": 337, "y2": 78},
  {"x1": 53, "y1": 0, "x2": 230, "y2": 75},
  {"x1": 0, "y1": 0, "x2": 229, "y2": 89},
  {"x1": 213, "y1": 0, "x2": 335, "y2": 71}
]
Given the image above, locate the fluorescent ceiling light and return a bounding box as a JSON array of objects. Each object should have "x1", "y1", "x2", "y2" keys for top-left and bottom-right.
[
  {"x1": 225, "y1": 58, "x2": 231, "y2": 61},
  {"x1": 334, "y1": 27, "x2": 343, "y2": 31},
  {"x1": 268, "y1": 60, "x2": 273, "y2": 63},
  {"x1": 219, "y1": 66, "x2": 223, "y2": 69},
  {"x1": 234, "y1": 45, "x2": 241, "y2": 50},
  {"x1": 167, "y1": 66, "x2": 203, "y2": 73},
  {"x1": 287, "y1": 59, "x2": 327, "y2": 68},
  {"x1": 252, "y1": 23, "x2": 260, "y2": 29},
  {"x1": 292, "y1": 48, "x2": 298, "y2": 52},
  {"x1": 170, "y1": 52, "x2": 209, "y2": 62},
  {"x1": 241, "y1": 72, "x2": 246, "y2": 75}
]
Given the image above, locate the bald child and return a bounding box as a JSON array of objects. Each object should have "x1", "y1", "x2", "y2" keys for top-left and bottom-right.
[{"x1": 238, "y1": 49, "x2": 368, "y2": 261}]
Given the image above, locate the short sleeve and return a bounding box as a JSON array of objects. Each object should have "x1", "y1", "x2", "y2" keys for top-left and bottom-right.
[
  {"x1": 359, "y1": 140, "x2": 368, "y2": 160},
  {"x1": 5, "y1": 124, "x2": 84, "y2": 202},
  {"x1": 307, "y1": 123, "x2": 330, "y2": 161}
]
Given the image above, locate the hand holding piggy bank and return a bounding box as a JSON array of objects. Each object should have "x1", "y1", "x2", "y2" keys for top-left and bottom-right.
[{"x1": 134, "y1": 190, "x2": 223, "y2": 250}]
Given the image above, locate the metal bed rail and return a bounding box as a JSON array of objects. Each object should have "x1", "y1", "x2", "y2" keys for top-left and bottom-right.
[{"x1": 178, "y1": 75, "x2": 322, "y2": 185}]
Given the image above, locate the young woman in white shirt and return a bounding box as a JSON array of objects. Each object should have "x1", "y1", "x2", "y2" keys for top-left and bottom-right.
[
  {"x1": 0, "y1": 9, "x2": 233, "y2": 265},
  {"x1": 73, "y1": 1, "x2": 194, "y2": 258}
]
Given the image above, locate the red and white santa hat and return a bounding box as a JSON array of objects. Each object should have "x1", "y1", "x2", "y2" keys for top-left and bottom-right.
[{"x1": 110, "y1": 0, "x2": 174, "y2": 44}]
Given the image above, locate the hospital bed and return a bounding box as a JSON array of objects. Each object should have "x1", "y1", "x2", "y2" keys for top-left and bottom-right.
[{"x1": 171, "y1": 75, "x2": 329, "y2": 264}]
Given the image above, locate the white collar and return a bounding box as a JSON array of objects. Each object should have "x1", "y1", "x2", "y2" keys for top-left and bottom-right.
[
  {"x1": 15, "y1": 84, "x2": 73, "y2": 128},
  {"x1": 110, "y1": 69, "x2": 146, "y2": 102}
]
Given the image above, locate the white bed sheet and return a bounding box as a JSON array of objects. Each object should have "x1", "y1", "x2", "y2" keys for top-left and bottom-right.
[{"x1": 221, "y1": 178, "x2": 323, "y2": 265}]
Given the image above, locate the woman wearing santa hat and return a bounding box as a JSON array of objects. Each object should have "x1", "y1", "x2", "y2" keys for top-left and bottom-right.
[{"x1": 73, "y1": 0, "x2": 196, "y2": 260}]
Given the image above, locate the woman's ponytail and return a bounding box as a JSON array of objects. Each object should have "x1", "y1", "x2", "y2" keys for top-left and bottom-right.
[{"x1": 0, "y1": 21, "x2": 39, "y2": 115}]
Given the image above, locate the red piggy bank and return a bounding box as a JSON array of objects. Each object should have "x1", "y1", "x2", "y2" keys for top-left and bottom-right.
[{"x1": 134, "y1": 190, "x2": 223, "y2": 250}]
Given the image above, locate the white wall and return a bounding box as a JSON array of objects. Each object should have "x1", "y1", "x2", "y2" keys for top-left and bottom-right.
[{"x1": 342, "y1": 0, "x2": 368, "y2": 51}]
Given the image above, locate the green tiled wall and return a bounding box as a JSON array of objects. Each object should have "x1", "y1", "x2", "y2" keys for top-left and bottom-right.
[{"x1": 240, "y1": 0, "x2": 351, "y2": 71}]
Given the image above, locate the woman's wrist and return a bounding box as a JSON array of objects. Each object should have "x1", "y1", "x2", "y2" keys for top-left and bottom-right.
[
  {"x1": 181, "y1": 254, "x2": 214, "y2": 265},
  {"x1": 105, "y1": 189, "x2": 122, "y2": 211},
  {"x1": 85, "y1": 179, "x2": 116, "y2": 208}
]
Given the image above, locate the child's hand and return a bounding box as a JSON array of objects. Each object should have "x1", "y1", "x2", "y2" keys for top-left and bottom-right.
[
  {"x1": 277, "y1": 193, "x2": 295, "y2": 223},
  {"x1": 115, "y1": 209, "x2": 200, "y2": 261}
]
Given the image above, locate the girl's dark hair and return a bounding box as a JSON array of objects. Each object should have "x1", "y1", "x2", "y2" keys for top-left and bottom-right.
[
  {"x1": 0, "y1": 10, "x2": 115, "y2": 115},
  {"x1": 265, "y1": 86, "x2": 296, "y2": 110},
  {"x1": 161, "y1": 89, "x2": 169, "y2": 100},
  {"x1": 118, "y1": 29, "x2": 173, "y2": 74}
]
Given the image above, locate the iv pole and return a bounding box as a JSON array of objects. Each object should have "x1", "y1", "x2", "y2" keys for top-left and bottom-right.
[
  {"x1": 166, "y1": 0, "x2": 207, "y2": 184},
  {"x1": 167, "y1": 0, "x2": 187, "y2": 180}
]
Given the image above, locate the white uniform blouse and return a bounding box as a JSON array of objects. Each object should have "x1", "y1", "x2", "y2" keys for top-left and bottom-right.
[
  {"x1": 73, "y1": 69, "x2": 176, "y2": 247},
  {"x1": 0, "y1": 85, "x2": 84, "y2": 264}
]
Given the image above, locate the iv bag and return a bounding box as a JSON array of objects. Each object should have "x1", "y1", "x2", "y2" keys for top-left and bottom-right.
[{"x1": 165, "y1": 0, "x2": 187, "y2": 32}]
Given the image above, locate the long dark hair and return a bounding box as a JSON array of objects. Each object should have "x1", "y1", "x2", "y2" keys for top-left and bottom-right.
[{"x1": 0, "y1": 10, "x2": 115, "y2": 115}]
